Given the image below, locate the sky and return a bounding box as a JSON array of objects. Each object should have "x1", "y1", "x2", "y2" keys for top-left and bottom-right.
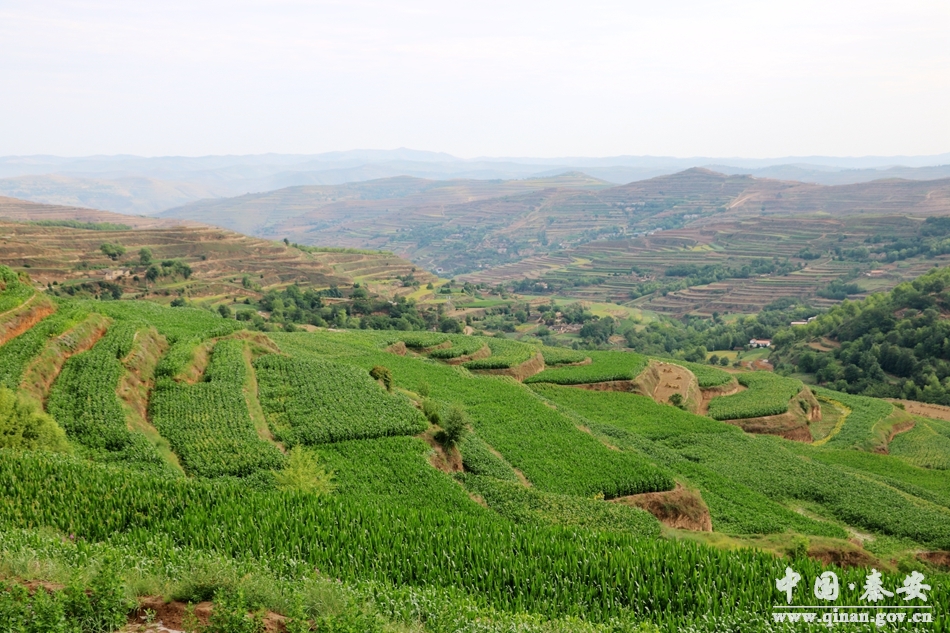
[{"x1": 1, "y1": 0, "x2": 948, "y2": 159}]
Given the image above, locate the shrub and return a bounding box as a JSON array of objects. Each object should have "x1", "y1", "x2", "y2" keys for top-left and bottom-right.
[
  {"x1": 369, "y1": 365, "x2": 393, "y2": 392},
  {"x1": 439, "y1": 404, "x2": 469, "y2": 447},
  {"x1": 272, "y1": 447, "x2": 336, "y2": 496},
  {"x1": 0, "y1": 386, "x2": 69, "y2": 452}
]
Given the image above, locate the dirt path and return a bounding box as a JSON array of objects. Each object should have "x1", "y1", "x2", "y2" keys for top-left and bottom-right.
[
  {"x1": 812, "y1": 397, "x2": 851, "y2": 446},
  {"x1": 117, "y1": 327, "x2": 184, "y2": 474},
  {"x1": 242, "y1": 343, "x2": 283, "y2": 451}
]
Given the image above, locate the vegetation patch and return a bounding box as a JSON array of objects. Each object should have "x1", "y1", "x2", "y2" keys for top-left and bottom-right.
[
  {"x1": 149, "y1": 339, "x2": 285, "y2": 478},
  {"x1": 524, "y1": 350, "x2": 649, "y2": 385},
  {"x1": 707, "y1": 372, "x2": 805, "y2": 420},
  {"x1": 254, "y1": 355, "x2": 427, "y2": 446}
]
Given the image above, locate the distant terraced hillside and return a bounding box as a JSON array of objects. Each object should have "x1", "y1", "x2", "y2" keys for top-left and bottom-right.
[
  {"x1": 157, "y1": 169, "x2": 950, "y2": 278},
  {"x1": 0, "y1": 196, "x2": 432, "y2": 303}
]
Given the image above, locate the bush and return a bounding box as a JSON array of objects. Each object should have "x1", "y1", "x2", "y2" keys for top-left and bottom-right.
[
  {"x1": 369, "y1": 366, "x2": 393, "y2": 392},
  {"x1": 272, "y1": 447, "x2": 336, "y2": 496},
  {"x1": 0, "y1": 386, "x2": 69, "y2": 452},
  {"x1": 439, "y1": 404, "x2": 469, "y2": 447}
]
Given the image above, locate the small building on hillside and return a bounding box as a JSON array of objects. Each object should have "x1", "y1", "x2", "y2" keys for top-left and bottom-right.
[
  {"x1": 749, "y1": 338, "x2": 771, "y2": 348},
  {"x1": 790, "y1": 320, "x2": 808, "y2": 326},
  {"x1": 102, "y1": 269, "x2": 130, "y2": 281}
]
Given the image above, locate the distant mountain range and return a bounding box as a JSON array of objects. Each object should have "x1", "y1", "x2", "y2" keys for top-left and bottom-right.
[{"x1": 1, "y1": 150, "x2": 948, "y2": 216}]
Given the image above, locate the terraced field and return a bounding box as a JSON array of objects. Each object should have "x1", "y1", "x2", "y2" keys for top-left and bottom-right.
[{"x1": 1, "y1": 267, "x2": 949, "y2": 632}]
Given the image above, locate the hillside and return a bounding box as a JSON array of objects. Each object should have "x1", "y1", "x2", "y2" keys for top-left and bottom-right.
[
  {"x1": 0, "y1": 196, "x2": 433, "y2": 307},
  {"x1": 159, "y1": 172, "x2": 613, "y2": 237},
  {"x1": 774, "y1": 264, "x2": 950, "y2": 405},
  {"x1": 150, "y1": 170, "x2": 950, "y2": 314},
  {"x1": 0, "y1": 268, "x2": 948, "y2": 631}
]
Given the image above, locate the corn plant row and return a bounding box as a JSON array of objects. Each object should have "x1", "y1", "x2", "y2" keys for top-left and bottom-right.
[
  {"x1": 254, "y1": 354, "x2": 427, "y2": 446},
  {"x1": 0, "y1": 306, "x2": 88, "y2": 389},
  {"x1": 538, "y1": 346, "x2": 588, "y2": 366},
  {"x1": 524, "y1": 350, "x2": 649, "y2": 385},
  {"x1": 707, "y1": 372, "x2": 804, "y2": 420},
  {"x1": 1, "y1": 449, "x2": 944, "y2": 629},
  {"x1": 463, "y1": 337, "x2": 537, "y2": 370},
  {"x1": 317, "y1": 436, "x2": 484, "y2": 515},
  {"x1": 149, "y1": 339, "x2": 284, "y2": 478},
  {"x1": 46, "y1": 321, "x2": 171, "y2": 474},
  {"x1": 458, "y1": 473, "x2": 661, "y2": 538}
]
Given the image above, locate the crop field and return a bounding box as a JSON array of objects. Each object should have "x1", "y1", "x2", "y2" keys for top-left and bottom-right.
[
  {"x1": 273, "y1": 331, "x2": 674, "y2": 498},
  {"x1": 707, "y1": 372, "x2": 804, "y2": 420},
  {"x1": 46, "y1": 321, "x2": 171, "y2": 474},
  {"x1": 7, "y1": 449, "x2": 945, "y2": 630},
  {"x1": 811, "y1": 387, "x2": 895, "y2": 450},
  {"x1": 0, "y1": 267, "x2": 33, "y2": 313},
  {"x1": 254, "y1": 354, "x2": 427, "y2": 445},
  {"x1": 524, "y1": 350, "x2": 649, "y2": 384},
  {"x1": 459, "y1": 473, "x2": 661, "y2": 537},
  {"x1": 3, "y1": 285, "x2": 950, "y2": 630},
  {"x1": 664, "y1": 359, "x2": 734, "y2": 388},
  {"x1": 889, "y1": 417, "x2": 950, "y2": 470},
  {"x1": 538, "y1": 346, "x2": 589, "y2": 365},
  {"x1": 318, "y1": 436, "x2": 483, "y2": 515},
  {"x1": 149, "y1": 339, "x2": 285, "y2": 478},
  {"x1": 462, "y1": 336, "x2": 537, "y2": 370},
  {"x1": 0, "y1": 305, "x2": 88, "y2": 389}
]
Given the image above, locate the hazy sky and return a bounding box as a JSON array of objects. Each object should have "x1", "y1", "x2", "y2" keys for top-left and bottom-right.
[{"x1": 1, "y1": 0, "x2": 948, "y2": 158}]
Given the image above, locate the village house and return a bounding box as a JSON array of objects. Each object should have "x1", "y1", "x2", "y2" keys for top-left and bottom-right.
[{"x1": 749, "y1": 338, "x2": 771, "y2": 348}]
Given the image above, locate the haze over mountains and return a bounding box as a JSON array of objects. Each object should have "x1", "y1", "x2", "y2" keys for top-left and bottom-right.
[{"x1": 2, "y1": 149, "x2": 949, "y2": 216}]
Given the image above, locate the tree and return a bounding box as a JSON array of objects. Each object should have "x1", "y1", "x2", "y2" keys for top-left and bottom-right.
[
  {"x1": 218, "y1": 304, "x2": 233, "y2": 319},
  {"x1": 138, "y1": 247, "x2": 152, "y2": 266},
  {"x1": 439, "y1": 404, "x2": 469, "y2": 446},
  {"x1": 99, "y1": 243, "x2": 126, "y2": 261},
  {"x1": 145, "y1": 265, "x2": 160, "y2": 283},
  {"x1": 439, "y1": 318, "x2": 463, "y2": 334}
]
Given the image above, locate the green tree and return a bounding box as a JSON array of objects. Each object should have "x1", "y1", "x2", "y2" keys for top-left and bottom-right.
[
  {"x1": 99, "y1": 243, "x2": 126, "y2": 261},
  {"x1": 218, "y1": 304, "x2": 233, "y2": 319},
  {"x1": 138, "y1": 247, "x2": 152, "y2": 266}
]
